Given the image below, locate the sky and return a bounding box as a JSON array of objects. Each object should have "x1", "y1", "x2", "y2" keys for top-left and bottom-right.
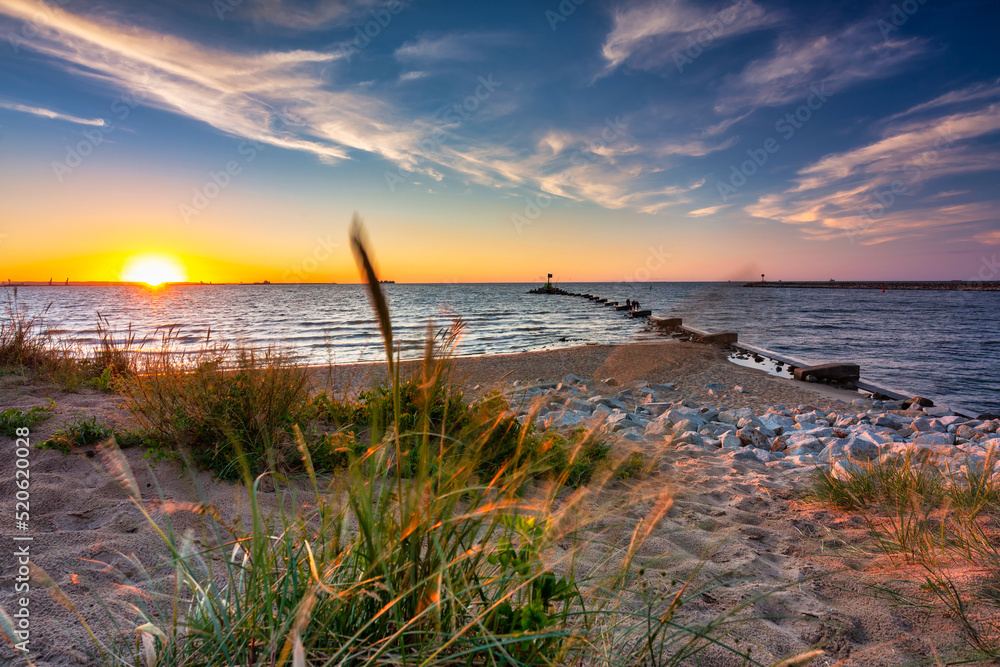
[{"x1": 0, "y1": 0, "x2": 998, "y2": 284}]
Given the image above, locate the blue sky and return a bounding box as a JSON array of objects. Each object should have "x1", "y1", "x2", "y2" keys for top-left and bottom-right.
[{"x1": 1, "y1": 0, "x2": 998, "y2": 282}]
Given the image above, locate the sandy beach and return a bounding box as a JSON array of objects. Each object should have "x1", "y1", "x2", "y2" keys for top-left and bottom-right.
[{"x1": 1, "y1": 341, "x2": 995, "y2": 665}]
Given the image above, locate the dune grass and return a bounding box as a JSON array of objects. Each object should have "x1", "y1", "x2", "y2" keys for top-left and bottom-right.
[
  {"x1": 1, "y1": 289, "x2": 143, "y2": 391},
  {"x1": 811, "y1": 448, "x2": 1000, "y2": 661}
]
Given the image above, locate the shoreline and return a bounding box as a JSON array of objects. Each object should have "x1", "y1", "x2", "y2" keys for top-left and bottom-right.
[
  {"x1": 313, "y1": 339, "x2": 979, "y2": 417},
  {"x1": 310, "y1": 341, "x2": 864, "y2": 412}
]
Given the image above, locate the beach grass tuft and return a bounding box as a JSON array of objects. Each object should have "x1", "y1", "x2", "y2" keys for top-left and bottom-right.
[
  {"x1": 811, "y1": 448, "x2": 1000, "y2": 660},
  {"x1": 1, "y1": 288, "x2": 146, "y2": 391}
]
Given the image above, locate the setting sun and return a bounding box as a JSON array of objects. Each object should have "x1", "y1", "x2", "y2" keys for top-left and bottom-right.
[{"x1": 120, "y1": 253, "x2": 188, "y2": 286}]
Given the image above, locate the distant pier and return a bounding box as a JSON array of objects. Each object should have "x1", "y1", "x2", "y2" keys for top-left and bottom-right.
[{"x1": 744, "y1": 281, "x2": 1000, "y2": 291}]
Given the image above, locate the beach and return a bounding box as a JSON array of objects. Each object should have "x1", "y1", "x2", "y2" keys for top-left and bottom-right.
[{"x1": 3, "y1": 340, "x2": 997, "y2": 665}]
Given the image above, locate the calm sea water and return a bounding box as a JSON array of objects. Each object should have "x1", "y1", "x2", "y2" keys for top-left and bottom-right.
[{"x1": 6, "y1": 283, "x2": 999, "y2": 415}]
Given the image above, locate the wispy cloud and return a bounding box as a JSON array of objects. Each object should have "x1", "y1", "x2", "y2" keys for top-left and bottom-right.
[
  {"x1": 971, "y1": 229, "x2": 1000, "y2": 245},
  {"x1": 241, "y1": 0, "x2": 380, "y2": 30},
  {"x1": 715, "y1": 22, "x2": 925, "y2": 114},
  {"x1": 601, "y1": 0, "x2": 776, "y2": 73},
  {"x1": 687, "y1": 204, "x2": 727, "y2": 217},
  {"x1": 397, "y1": 70, "x2": 427, "y2": 82},
  {"x1": 883, "y1": 78, "x2": 1000, "y2": 122},
  {"x1": 395, "y1": 32, "x2": 513, "y2": 62},
  {"x1": 0, "y1": 99, "x2": 105, "y2": 126},
  {"x1": 0, "y1": 0, "x2": 422, "y2": 165},
  {"x1": 746, "y1": 85, "x2": 1000, "y2": 244},
  {"x1": 0, "y1": 0, "x2": 752, "y2": 218}
]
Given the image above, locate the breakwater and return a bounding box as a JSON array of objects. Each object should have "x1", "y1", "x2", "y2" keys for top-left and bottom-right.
[{"x1": 743, "y1": 281, "x2": 1000, "y2": 291}]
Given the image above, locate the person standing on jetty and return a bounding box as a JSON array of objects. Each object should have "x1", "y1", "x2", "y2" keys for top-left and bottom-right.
[{"x1": 626, "y1": 299, "x2": 632, "y2": 309}]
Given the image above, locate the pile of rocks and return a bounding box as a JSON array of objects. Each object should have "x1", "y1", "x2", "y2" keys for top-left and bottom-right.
[{"x1": 506, "y1": 374, "x2": 1000, "y2": 481}]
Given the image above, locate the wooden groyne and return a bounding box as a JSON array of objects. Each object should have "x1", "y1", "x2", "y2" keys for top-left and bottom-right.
[
  {"x1": 526, "y1": 284, "x2": 738, "y2": 343},
  {"x1": 527, "y1": 285, "x2": 657, "y2": 321},
  {"x1": 744, "y1": 281, "x2": 1000, "y2": 291}
]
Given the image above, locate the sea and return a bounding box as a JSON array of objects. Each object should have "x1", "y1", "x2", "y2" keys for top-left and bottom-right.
[{"x1": 5, "y1": 283, "x2": 999, "y2": 415}]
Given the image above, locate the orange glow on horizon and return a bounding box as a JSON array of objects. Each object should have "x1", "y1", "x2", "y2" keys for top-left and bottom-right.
[{"x1": 119, "y1": 253, "x2": 188, "y2": 286}]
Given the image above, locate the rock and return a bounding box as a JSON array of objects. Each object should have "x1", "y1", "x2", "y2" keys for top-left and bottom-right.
[
  {"x1": 805, "y1": 375, "x2": 817, "y2": 383},
  {"x1": 904, "y1": 396, "x2": 934, "y2": 408},
  {"x1": 662, "y1": 407, "x2": 707, "y2": 426},
  {"x1": 911, "y1": 417, "x2": 938, "y2": 432},
  {"x1": 720, "y1": 432, "x2": 743, "y2": 449},
  {"x1": 606, "y1": 411, "x2": 633, "y2": 428},
  {"x1": 705, "y1": 382, "x2": 725, "y2": 390},
  {"x1": 674, "y1": 432, "x2": 706, "y2": 447},
  {"x1": 701, "y1": 423, "x2": 734, "y2": 438},
  {"x1": 603, "y1": 377, "x2": 620, "y2": 386},
  {"x1": 913, "y1": 432, "x2": 956, "y2": 447},
  {"x1": 620, "y1": 430, "x2": 646, "y2": 443},
  {"x1": 733, "y1": 448, "x2": 771, "y2": 463},
  {"x1": 556, "y1": 411, "x2": 586, "y2": 429},
  {"x1": 593, "y1": 404, "x2": 613, "y2": 418},
  {"x1": 853, "y1": 429, "x2": 893, "y2": 447},
  {"x1": 955, "y1": 425, "x2": 986, "y2": 441},
  {"x1": 818, "y1": 437, "x2": 878, "y2": 462},
  {"x1": 785, "y1": 431, "x2": 821, "y2": 447},
  {"x1": 672, "y1": 418, "x2": 699, "y2": 434},
  {"x1": 874, "y1": 415, "x2": 903, "y2": 430},
  {"x1": 734, "y1": 385, "x2": 750, "y2": 393},
  {"x1": 737, "y1": 427, "x2": 770, "y2": 450},
  {"x1": 785, "y1": 434, "x2": 824, "y2": 454},
  {"x1": 796, "y1": 410, "x2": 826, "y2": 424},
  {"x1": 760, "y1": 414, "x2": 796, "y2": 433},
  {"x1": 831, "y1": 459, "x2": 864, "y2": 482},
  {"x1": 793, "y1": 362, "x2": 860, "y2": 383},
  {"x1": 592, "y1": 396, "x2": 628, "y2": 411},
  {"x1": 924, "y1": 406, "x2": 953, "y2": 418},
  {"x1": 566, "y1": 398, "x2": 594, "y2": 413},
  {"x1": 846, "y1": 439, "x2": 880, "y2": 461},
  {"x1": 977, "y1": 413, "x2": 1000, "y2": 421},
  {"x1": 645, "y1": 403, "x2": 672, "y2": 417},
  {"x1": 718, "y1": 408, "x2": 754, "y2": 425},
  {"x1": 699, "y1": 407, "x2": 721, "y2": 422},
  {"x1": 649, "y1": 382, "x2": 676, "y2": 392},
  {"x1": 798, "y1": 426, "x2": 836, "y2": 439},
  {"x1": 644, "y1": 421, "x2": 670, "y2": 437},
  {"x1": 785, "y1": 454, "x2": 819, "y2": 467},
  {"x1": 937, "y1": 415, "x2": 965, "y2": 427}
]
